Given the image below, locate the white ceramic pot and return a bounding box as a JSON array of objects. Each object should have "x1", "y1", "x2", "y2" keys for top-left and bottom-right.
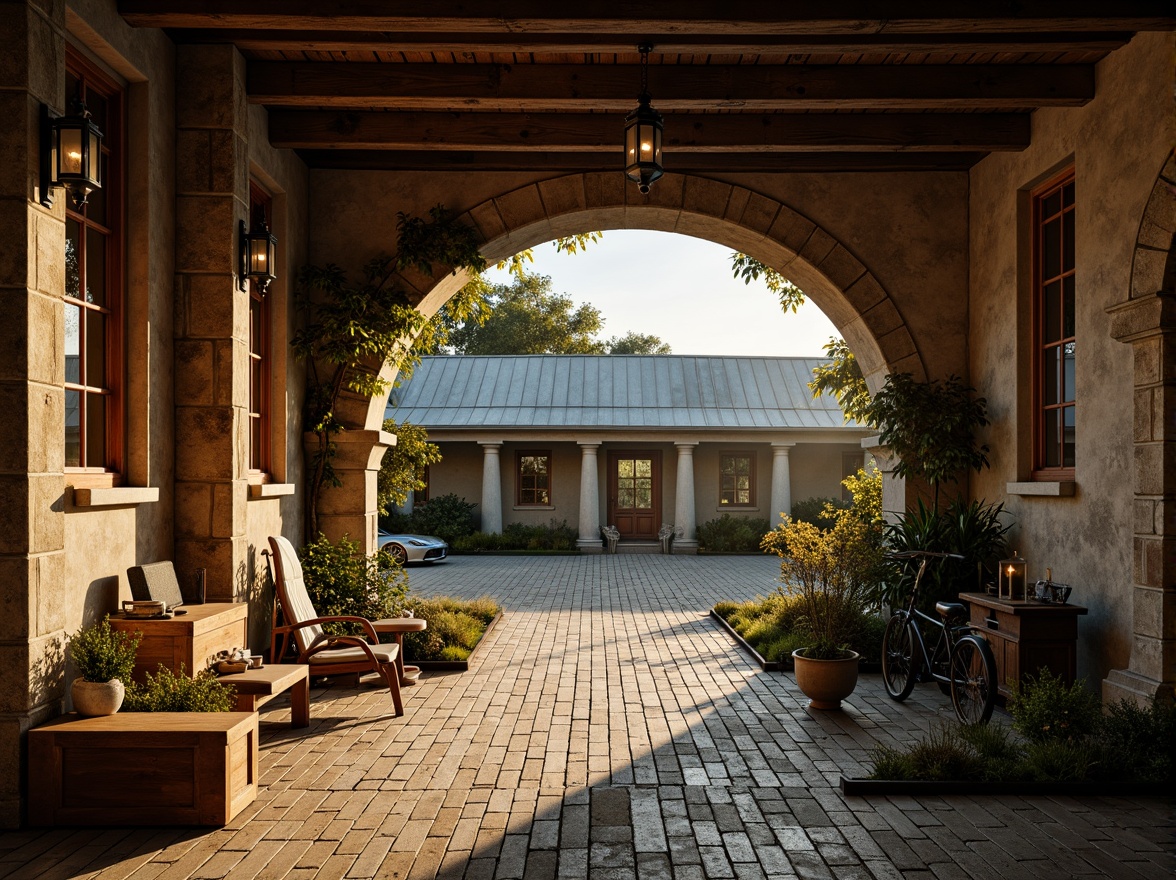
[
  {"x1": 71, "y1": 677, "x2": 125, "y2": 716},
  {"x1": 791, "y1": 649, "x2": 860, "y2": 710}
]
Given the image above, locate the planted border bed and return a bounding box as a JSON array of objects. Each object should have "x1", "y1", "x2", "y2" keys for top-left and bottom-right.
[
  {"x1": 840, "y1": 777, "x2": 1171, "y2": 796},
  {"x1": 710, "y1": 607, "x2": 882, "y2": 673},
  {"x1": 407, "y1": 612, "x2": 503, "y2": 672}
]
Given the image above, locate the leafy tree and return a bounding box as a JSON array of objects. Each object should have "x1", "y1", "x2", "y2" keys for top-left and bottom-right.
[
  {"x1": 729, "y1": 253, "x2": 807, "y2": 312},
  {"x1": 606, "y1": 331, "x2": 672, "y2": 354},
  {"x1": 809, "y1": 337, "x2": 871, "y2": 423},
  {"x1": 377, "y1": 420, "x2": 442, "y2": 514},
  {"x1": 498, "y1": 233, "x2": 604, "y2": 279},
  {"x1": 447, "y1": 271, "x2": 608, "y2": 355}
]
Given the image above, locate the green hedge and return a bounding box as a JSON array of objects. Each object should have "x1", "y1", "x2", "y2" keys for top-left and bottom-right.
[
  {"x1": 697, "y1": 514, "x2": 772, "y2": 553},
  {"x1": 454, "y1": 519, "x2": 578, "y2": 553}
]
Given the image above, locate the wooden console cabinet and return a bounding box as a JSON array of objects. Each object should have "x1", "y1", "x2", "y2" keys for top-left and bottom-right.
[
  {"x1": 28, "y1": 712, "x2": 258, "y2": 826},
  {"x1": 109, "y1": 603, "x2": 248, "y2": 682},
  {"x1": 960, "y1": 592, "x2": 1088, "y2": 700}
]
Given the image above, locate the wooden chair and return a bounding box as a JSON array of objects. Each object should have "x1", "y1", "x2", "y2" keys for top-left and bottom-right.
[{"x1": 267, "y1": 535, "x2": 403, "y2": 716}]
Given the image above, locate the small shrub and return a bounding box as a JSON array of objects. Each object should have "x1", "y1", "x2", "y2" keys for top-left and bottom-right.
[
  {"x1": 867, "y1": 726, "x2": 984, "y2": 781},
  {"x1": 790, "y1": 497, "x2": 848, "y2": 529},
  {"x1": 383, "y1": 494, "x2": 477, "y2": 545},
  {"x1": 454, "y1": 520, "x2": 578, "y2": 552},
  {"x1": 697, "y1": 515, "x2": 772, "y2": 553},
  {"x1": 123, "y1": 665, "x2": 235, "y2": 712},
  {"x1": 69, "y1": 615, "x2": 140, "y2": 683},
  {"x1": 1092, "y1": 698, "x2": 1176, "y2": 783},
  {"x1": 957, "y1": 722, "x2": 1022, "y2": 781},
  {"x1": 298, "y1": 534, "x2": 409, "y2": 632},
  {"x1": 1022, "y1": 739, "x2": 1097, "y2": 783},
  {"x1": 1008, "y1": 669, "x2": 1102, "y2": 744},
  {"x1": 400, "y1": 595, "x2": 500, "y2": 662}
]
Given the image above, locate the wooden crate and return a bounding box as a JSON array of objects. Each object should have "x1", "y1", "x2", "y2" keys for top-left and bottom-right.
[
  {"x1": 109, "y1": 603, "x2": 248, "y2": 682},
  {"x1": 28, "y1": 712, "x2": 258, "y2": 826}
]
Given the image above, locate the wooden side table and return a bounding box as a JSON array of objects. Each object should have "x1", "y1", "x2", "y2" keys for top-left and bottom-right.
[
  {"x1": 960, "y1": 592, "x2": 1088, "y2": 700},
  {"x1": 109, "y1": 603, "x2": 248, "y2": 682},
  {"x1": 371, "y1": 617, "x2": 428, "y2": 685},
  {"x1": 218, "y1": 664, "x2": 310, "y2": 728}
]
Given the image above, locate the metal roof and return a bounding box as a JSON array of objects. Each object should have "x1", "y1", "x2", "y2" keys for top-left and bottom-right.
[{"x1": 388, "y1": 355, "x2": 862, "y2": 432}]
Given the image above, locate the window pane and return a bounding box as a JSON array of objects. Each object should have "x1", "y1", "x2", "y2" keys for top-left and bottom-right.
[
  {"x1": 86, "y1": 393, "x2": 106, "y2": 466},
  {"x1": 86, "y1": 89, "x2": 108, "y2": 136},
  {"x1": 618, "y1": 488, "x2": 634, "y2": 508},
  {"x1": 88, "y1": 152, "x2": 108, "y2": 225},
  {"x1": 1063, "y1": 405, "x2": 1076, "y2": 468},
  {"x1": 1062, "y1": 208, "x2": 1074, "y2": 272},
  {"x1": 536, "y1": 488, "x2": 549, "y2": 505},
  {"x1": 1043, "y1": 281, "x2": 1061, "y2": 343},
  {"x1": 250, "y1": 416, "x2": 262, "y2": 470},
  {"x1": 65, "y1": 303, "x2": 80, "y2": 384},
  {"x1": 65, "y1": 390, "x2": 80, "y2": 467},
  {"x1": 1062, "y1": 181, "x2": 1074, "y2": 208},
  {"x1": 85, "y1": 233, "x2": 106, "y2": 306},
  {"x1": 1042, "y1": 218, "x2": 1061, "y2": 279},
  {"x1": 1044, "y1": 411, "x2": 1060, "y2": 468},
  {"x1": 635, "y1": 459, "x2": 651, "y2": 478},
  {"x1": 636, "y1": 487, "x2": 652, "y2": 509},
  {"x1": 1062, "y1": 341, "x2": 1076, "y2": 403},
  {"x1": 85, "y1": 310, "x2": 105, "y2": 388},
  {"x1": 618, "y1": 459, "x2": 633, "y2": 478},
  {"x1": 1043, "y1": 191, "x2": 1061, "y2": 218},
  {"x1": 737, "y1": 476, "x2": 749, "y2": 491},
  {"x1": 1062, "y1": 275, "x2": 1075, "y2": 339},
  {"x1": 250, "y1": 356, "x2": 262, "y2": 416},
  {"x1": 738, "y1": 489, "x2": 750, "y2": 504},
  {"x1": 66, "y1": 219, "x2": 82, "y2": 300},
  {"x1": 737, "y1": 457, "x2": 751, "y2": 475},
  {"x1": 1043, "y1": 347, "x2": 1059, "y2": 405},
  {"x1": 720, "y1": 457, "x2": 734, "y2": 476}
]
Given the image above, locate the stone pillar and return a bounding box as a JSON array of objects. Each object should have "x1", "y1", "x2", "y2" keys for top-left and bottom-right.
[
  {"x1": 673, "y1": 442, "x2": 699, "y2": 554},
  {"x1": 173, "y1": 44, "x2": 251, "y2": 600},
  {"x1": 576, "y1": 442, "x2": 602, "y2": 553},
  {"x1": 0, "y1": 0, "x2": 68, "y2": 828},
  {"x1": 479, "y1": 441, "x2": 504, "y2": 534},
  {"x1": 1105, "y1": 292, "x2": 1176, "y2": 705},
  {"x1": 312, "y1": 429, "x2": 394, "y2": 554},
  {"x1": 769, "y1": 442, "x2": 795, "y2": 526}
]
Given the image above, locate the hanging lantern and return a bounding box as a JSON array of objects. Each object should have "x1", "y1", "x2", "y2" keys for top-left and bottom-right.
[
  {"x1": 41, "y1": 97, "x2": 104, "y2": 209},
  {"x1": 623, "y1": 44, "x2": 664, "y2": 194},
  {"x1": 999, "y1": 550, "x2": 1027, "y2": 601},
  {"x1": 239, "y1": 217, "x2": 278, "y2": 294}
]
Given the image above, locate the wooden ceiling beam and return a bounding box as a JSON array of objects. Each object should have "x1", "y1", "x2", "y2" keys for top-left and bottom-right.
[
  {"x1": 267, "y1": 109, "x2": 1030, "y2": 152},
  {"x1": 166, "y1": 29, "x2": 1134, "y2": 55},
  {"x1": 117, "y1": 2, "x2": 1176, "y2": 33},
  {"x1": 248, "y1": 61, "x2": 1094, "y2": 111},
  {"x1": 297, "y1": 149, "x2": 986, "y2": 172}
]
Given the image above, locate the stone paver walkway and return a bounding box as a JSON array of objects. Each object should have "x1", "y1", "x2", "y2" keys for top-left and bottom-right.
[{"x1": 3, "y1": 555, "x2": 1173, "y2": 879}]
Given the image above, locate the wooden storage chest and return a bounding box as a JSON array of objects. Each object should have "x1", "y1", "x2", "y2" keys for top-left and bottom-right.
[{"x1": 108, "y1": 603, "x2": 247, "y2": 682}]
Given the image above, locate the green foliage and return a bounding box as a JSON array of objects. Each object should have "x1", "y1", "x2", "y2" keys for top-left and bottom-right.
[
  {"x1": 729, "y1": 253, "x2": 807, "y2": 312},
  {"x1": 69, "y1": 615, "x2": 140, "y2": 683},
  {"x1": 606, "y1": 331, "x2": 672, "y2": 354},
  {"x1": 809, "y1": 337, "x2": 871, "y2": 424},
  {"x1": 122, "y1": 665, "x2": 235, "y2": 713},
  {"x1": 842, "y1": 464, "x2": 883, "y2": 525},
  {"x1": 454, "y1": 520, "x2": 579, "y2": 552},
  {"x1": 1021, "y1": 739, "x2": 1097, "y2": 783},
  {"x1": 382, "y1": 493, "x2": 478, "y2": 546},
  {"x1": 863, "y1": 372, "x2": 990, "y2": 510},
  {"x1": 697, "y1": 515, "x2": 772, "y2": 553},
  {"x1": 496, "y1": 233, "x2": 604, "y2": 279},
  {"x1": 400, "y1": 595, "x2": 500, "y2": 662},
  {"x1": 378, "y1": 419, "x2": 442, "y2": 513},
  {"x1": 294, "y1": 205, "x2": 486, "y2": 535},
  {"x1": 1008, "y1": 670, "x2": 1103, "y2": 744},
  {"x1": 761, "y1": 508, "x2": 885, "y2": 659},
  {"x1": 298, "y1": 534, "x2": 410, "y2": 628},
  {"x1": 788, "y1": 496, "x2": 849, "y2": 530},
  {"x1": 1093, "y1": 698, "x2": 1176, "y2": 783}
]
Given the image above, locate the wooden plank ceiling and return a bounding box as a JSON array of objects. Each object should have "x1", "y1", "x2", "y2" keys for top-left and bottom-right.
[{"x1": 119, "y1": 3, "x2": 1176, "y2": 173}]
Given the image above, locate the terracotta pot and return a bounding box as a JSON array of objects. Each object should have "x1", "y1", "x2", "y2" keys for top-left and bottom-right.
[
  {"x1": 71, "y1": 678, "x2": 125, "y2": 716},
  {"x1": 791, "y1": 649, "x2": 860, "y2": 710}
]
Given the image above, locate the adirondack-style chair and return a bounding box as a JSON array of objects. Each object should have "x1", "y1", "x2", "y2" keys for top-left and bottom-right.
[{"x1": 267, "y1": 535, "x2": 403, "y2": 716}]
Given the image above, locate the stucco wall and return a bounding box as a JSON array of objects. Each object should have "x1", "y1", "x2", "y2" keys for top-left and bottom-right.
[{"x1": 969, "y1": 31, "x2": 1176, "y2": 680}]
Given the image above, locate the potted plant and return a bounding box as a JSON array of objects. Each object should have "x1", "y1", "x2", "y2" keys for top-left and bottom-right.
[
  {"x1": 768, "y1": 506, "x2": 884, "y2": 709},
  {"x1": 68, "y1": 615, "x2": 141, "y2": 716}
]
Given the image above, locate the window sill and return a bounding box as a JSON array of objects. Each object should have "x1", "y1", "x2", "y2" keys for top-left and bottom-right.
[
  {"x1": 249, "y1": 482, "x2": 296, "y2": 499},
  {"x1": 715, "y1": 507, "x2": 760, "y2": 513},
  {"x1": 72, "y1": 486, "x2": 160, "y2": 508},
  {"x1": 1006, "y1": 481, "x2": 1076, "y2": 497},
  {"x1": 513, "y1": 505, "x2": 555, "y2": 511}
]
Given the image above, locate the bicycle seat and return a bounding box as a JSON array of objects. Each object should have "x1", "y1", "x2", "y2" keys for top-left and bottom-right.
[{"x1": 934, "y1": 601, "x2": 968, "y2": 621}]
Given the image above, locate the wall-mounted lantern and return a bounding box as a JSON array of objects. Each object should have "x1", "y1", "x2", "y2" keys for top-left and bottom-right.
[
  {"x1": 40, "y1": 97, "x2": 103, "y2": 209},
  {"x1": 239, "y1": 217, "x2": 277, "y2": 294}
]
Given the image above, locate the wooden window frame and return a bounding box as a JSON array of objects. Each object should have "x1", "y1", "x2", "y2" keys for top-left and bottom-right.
[
  {"x1": 719, "y1": 452, "x2": 755, "y2": 507},
  {"x1": 516, "y1": 450, "x2": 552, "y2": 507},
  {"x1": 64, "y1": 49, "x2": 124, "y2": 487},
  {"x1": 247, "y1": 181, "x2": 272, "y2": 476},
  {"x1": 1030, "y1": 168, "x2": 1076, "y2": 481}
]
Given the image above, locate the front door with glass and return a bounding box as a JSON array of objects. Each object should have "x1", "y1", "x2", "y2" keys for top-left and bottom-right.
[{"x1": 607, "y1": 451, "x2": 661, "y2": 540}]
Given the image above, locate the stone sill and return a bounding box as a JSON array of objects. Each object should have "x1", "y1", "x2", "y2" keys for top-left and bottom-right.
[
  {"x1": 714, "y1": 507, "x2": 761, "y2": 513},
  {"x1": 72, "y1": 486, "x2": 160, "y2": 508},
  {"x1": 248, "y1": 482, "x2": 297, "y2": 499},
  {"x1": 512, "y1": 505, "x2": 555, "y2": 511},
  {"x1": 1006, "y1": 481, "x2": 1076, "y2": 497}
]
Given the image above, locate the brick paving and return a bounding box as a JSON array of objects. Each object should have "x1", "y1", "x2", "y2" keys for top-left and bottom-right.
[{"x1": 3, "y1": 555, "x2": 1173, "y2": 879}]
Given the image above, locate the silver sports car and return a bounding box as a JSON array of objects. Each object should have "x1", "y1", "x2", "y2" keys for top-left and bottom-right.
[{"x1": 378, "y1": 530, "x2": 449, "y2": 565}]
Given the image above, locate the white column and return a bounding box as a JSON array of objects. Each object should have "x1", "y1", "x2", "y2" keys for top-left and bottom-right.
[
  {"x1": 673, "y1": 442, "x2": 699, "y2": 553},
  {"x1": 770, "y1": 442, "x2": 795, "y2": 526},
  {"x1": 576, "y1": 441, "x2": 603, "y2": 553},
  {"x1": 478, "y1": 441, "x2": 503, "y2": 534}
]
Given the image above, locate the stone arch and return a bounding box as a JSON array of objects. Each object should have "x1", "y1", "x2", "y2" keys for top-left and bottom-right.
[
  {"x1": 340, "y1": 172, "x2": 928, "y2": 433},
  {"x1": 1105, "y1": 149, "x2": 1176, "y2": 705}
]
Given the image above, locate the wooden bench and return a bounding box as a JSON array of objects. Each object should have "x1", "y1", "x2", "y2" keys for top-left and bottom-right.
[
  {"x1": 28, "y1": 712, "x2": 258, "y2": 826},
  {"x1": 218, "y1": 664, "x2": 310, "y2": 727}
]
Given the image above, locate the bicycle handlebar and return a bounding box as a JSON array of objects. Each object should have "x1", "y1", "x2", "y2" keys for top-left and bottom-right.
[{"x1": 885, "y1": 550, "x2": 967, "y2": 561}]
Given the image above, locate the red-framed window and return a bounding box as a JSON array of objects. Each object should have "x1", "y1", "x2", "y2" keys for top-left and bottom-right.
[
  {"x1": 64, "y1": 50, "x2": 123, "y2": 482},
  {"x1": 248, "y1": 182, "x2": 271, "y2": 475},
  {"x1": 719, "y1": 453, "x2": 755, "y2": 506},
  {"x1": 517, "y1": 451, "x2": 551, "y2": 506},
  {"x1": 1032, "y1": 169, "x2": 1076, "y2": 478}
]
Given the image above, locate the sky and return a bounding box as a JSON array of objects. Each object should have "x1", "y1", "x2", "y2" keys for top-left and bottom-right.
[{"x1": 482, "y1": 229, "x2": 839, "y2": 357}]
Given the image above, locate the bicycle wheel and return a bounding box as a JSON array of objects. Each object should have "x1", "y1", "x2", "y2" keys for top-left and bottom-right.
[
  {"x1": 949, "y1": 635, "x2": 997, "y2": 724},
  {"x1": 882, "y1": 614, "x2": 918, "y2": 700}
]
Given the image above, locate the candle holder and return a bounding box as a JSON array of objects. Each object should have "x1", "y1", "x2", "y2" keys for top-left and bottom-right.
[{"x1": 999, "y1": 551, "x2": 1027, "y2": 601}]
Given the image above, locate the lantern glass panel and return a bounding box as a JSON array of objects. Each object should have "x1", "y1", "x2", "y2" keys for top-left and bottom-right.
[
  {"x1": 59, "y1": 126, "x2": 83, "y2": 176},
  {"x1": 88, "y1": 128, "x2": 102, "y2": 186}
]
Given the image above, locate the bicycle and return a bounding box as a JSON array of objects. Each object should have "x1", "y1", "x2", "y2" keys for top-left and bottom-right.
[{"x1": 880, "y1": 550, "x2": 998, "y2": 724}]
